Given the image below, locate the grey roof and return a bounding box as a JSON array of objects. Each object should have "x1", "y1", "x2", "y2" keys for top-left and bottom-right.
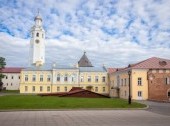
[
  {"x1": 79, "y1": 67, "x2": 107, "y2": 72},
  {"x1": 78, "y1": 52, "x2": 93, "y2": 67},
  {"x1": 23, "y1": 64, "x2": 78, "y2": 71}
]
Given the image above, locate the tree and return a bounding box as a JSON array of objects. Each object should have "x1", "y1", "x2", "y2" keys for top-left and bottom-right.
[{"x1": 0, "y1": 57, "x2": 6, "y2": 91}]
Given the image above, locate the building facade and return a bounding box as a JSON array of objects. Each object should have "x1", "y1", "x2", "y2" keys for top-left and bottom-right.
[
  {"x1": 109, "y1": 57, "x2": 170, "y2": 101},
  {"x1": 1, "y1": 67, "x2": 23, "y2": 90},
  {"x1": 20, "y1": 65, "x2": 108, "y2": 94}
]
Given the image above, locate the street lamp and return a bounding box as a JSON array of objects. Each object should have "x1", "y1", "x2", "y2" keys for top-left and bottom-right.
[{"x1": 128, "y1": 70, "x2": 131, "y2": 104}]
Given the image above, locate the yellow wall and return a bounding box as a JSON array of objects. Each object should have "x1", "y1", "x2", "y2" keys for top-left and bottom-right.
[
  {"x1": 109, "y1": 69, "x2": 149, "y2": 100},
  {"x1": 20, "y1": 70, "x2": 109, "y2": 94},
  {"x1": 131, "y1": 69, "x2": 148, "y2": 100}
]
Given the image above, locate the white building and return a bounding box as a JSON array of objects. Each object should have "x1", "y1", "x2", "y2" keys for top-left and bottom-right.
[
  {"x1": 30, "y1": 12, "x2": 45, "y2": 66},
  {"x1": 1, "y1": 67, "x2": 23, "y2": 90}
]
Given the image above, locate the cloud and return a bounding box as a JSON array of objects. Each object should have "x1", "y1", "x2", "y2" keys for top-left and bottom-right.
[{"x1": 0, "y1": 0, "x2": 170, "y2": 68}]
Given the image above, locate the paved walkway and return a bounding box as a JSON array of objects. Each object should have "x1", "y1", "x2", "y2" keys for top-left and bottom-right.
[
  {"x1": 0, "y1": 110, "x2": 170, "y2": 126},
  {"x1": 137, "y1": 100, "x2": 170, "y2": 116}
]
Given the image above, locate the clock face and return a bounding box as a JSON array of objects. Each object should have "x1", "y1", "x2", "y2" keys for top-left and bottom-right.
[{"x1": 35, "y1": 39, "x2": 40, "y2": 44}]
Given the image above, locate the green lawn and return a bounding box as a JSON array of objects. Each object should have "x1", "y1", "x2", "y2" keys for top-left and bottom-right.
[
  {"x1": 1, "y1": 90, "x2": 19, "y2": 93},
  {"x1": 0, "y1": 95, "x2": 146, "y2": 110}
]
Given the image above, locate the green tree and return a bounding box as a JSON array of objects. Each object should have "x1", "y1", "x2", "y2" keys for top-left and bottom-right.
[{"x1": 0, "y1": 57, "x2": 6, "y2": 91}]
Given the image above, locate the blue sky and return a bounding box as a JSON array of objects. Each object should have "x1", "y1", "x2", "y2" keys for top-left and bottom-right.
[{"x1": 0, "y1": 0, "x2": 170, "y2": 67}]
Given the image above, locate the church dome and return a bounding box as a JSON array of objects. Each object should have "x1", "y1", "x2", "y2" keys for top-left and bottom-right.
[{"x1": 34, "y1": 15, "x2": 42, "y2": 21}]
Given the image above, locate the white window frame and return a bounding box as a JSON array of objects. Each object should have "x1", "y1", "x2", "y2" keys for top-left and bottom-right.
[
  {"x1": 88, "y1": 76, "x2": 91, "y2": 82},
  {"x1": 138, "y1": 78, "x2": 142, "y2": 86},
  {"x1": 95, "y1": 76, "x2": 99, "y2": 82},
  {"x1": 25, "y1": 75, "x2": 28, "y2": 81},
  {"x1": 40, "y1": 75, "x2": 43, "y2": 82},
  {"x1": 138, "y1": 91, "x2": 142, "y2": 97},
  {"x1": 102, "y1": 76, "x2": 106, "y2": 82}
]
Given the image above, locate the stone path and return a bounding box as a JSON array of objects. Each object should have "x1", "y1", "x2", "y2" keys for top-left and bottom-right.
[{"x1": 0, "y1": 110, "x2": 169, "y2": 126}]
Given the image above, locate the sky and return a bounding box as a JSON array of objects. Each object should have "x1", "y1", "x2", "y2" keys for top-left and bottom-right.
[{"x1": 0, "y1": 0, "x2": 170, "y2": 68}]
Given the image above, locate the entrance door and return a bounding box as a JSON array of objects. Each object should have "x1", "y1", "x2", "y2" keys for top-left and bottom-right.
[
  {"x1": 86, "y1": 86, "x2": 93, "y2": 91},
  {"x1": 137, "y1": 91, "x2": 143, "y2": 100}
]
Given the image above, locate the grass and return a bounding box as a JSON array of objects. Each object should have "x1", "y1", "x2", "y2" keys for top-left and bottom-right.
[
  {"x1": 0, "y1": 95, "x2": 146, "y2": 110},
  {"x1": 1, "y1": 90, "x2": 19, "y2": 93}
]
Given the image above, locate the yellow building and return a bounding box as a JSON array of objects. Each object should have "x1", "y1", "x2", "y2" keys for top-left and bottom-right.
[
  {"x1": 20, "y1": 52, "x2": 108, "y2": 95},
  {"x1": 109, "y1": 67, "x2": 149, "y2": 100},
  {"x1": 109, "y1": 57, "x2": 170, "y2": 100}
]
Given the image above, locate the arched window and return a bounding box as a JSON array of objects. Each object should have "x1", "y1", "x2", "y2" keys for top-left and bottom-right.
[
  {"x1": 168, "y1": 90, "x2": 170, "y2": 97},
  {"x1": 36, "y1": 33, "x2": 39, "y2": 37}
]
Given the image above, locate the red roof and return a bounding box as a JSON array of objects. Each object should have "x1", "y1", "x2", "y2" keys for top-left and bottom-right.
[
  {"x1": 1, "y1": 67, "x2": 23, "y2": 73},
  {"x1": 118, "y1": 57, "x2": 170, "y2": 72},
  {"x1": 107, "y1": 68, "x2": 124, "y2": 74},
  {"x1": 131, "y1": 57, "x2": 170, "y2": 69}
]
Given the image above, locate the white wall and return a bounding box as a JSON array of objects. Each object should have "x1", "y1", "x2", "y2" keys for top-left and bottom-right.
[{"x1": 2, "y1": 73, "x2": 20, "y2": 90}]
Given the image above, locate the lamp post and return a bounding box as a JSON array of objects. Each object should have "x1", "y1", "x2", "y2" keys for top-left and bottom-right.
[{"x1": 128, "y1": 70, "x2": 131, "y2": 104}]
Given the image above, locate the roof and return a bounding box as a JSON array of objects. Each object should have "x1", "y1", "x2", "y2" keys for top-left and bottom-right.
[
  {"x1": 1, "y1": 67, "x2": 23, "y2": 73},
  {"x1": 23, "y1": 64, "x2": 78, "y2": 71},
  {"x1": 107, "y1": 68, "x2": 118, "y2": 74},
  {"x1": 118, "y1": 57, "x2": 170, "y2": 72},
  {"x1": 78, "y1": 52, "x2": 93, "y2": 67},
  {"x1": 79, "y1": 66, "x2": 107, "y2": 72},
  {"x1": 131, "y1": 57, "x2": 170, "y2": 69}
]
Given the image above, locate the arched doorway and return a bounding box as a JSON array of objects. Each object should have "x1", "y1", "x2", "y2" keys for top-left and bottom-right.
[
  {"x1": 86, "y1": 85, "x2": 93, "y2": 91},
  {"x1": 167, "y1": 89, "x2": 170, "y2": 101}
]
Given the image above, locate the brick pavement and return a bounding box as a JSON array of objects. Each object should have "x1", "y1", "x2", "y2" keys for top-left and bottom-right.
[{"x1": 0, "y1": 110, "x2": 170, "y2": 126}]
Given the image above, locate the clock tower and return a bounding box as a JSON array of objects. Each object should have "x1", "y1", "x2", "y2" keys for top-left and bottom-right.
[{"x1": 30, "y1": 12, "x2": 45, "y2": 66}]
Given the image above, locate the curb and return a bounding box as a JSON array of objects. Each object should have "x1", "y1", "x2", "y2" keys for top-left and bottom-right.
[{"x1": 0, "y1": 106, "x2": 149, "y2": 112}]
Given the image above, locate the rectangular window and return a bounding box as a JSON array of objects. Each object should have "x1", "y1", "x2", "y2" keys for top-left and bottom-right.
[
  {"x1": 57, "y1": 75, "x2": 60, "y2": 82},
  {"x1": 121, "y1": 79, "x2": 123, "y2": 86},
  {"x1": 72, "y1": 77, "x2": 74, "y2": 82},
  {"x1": 25, "y1": 75, "x2": 28, "y2": 81},
  {"x1": 6, "y1": 83, "x2": 8, "y2": 86},
  {"x1": 138, "y1": 91, "x2": 142, "y2": 97},
  {"x1": 32, "y1": 86, "x2": 35, "y2": 92},
  {"x1": 124, "y1": 79, "x2": 126, "y2": 86},
  {"x1": 47, "y1": 86, "x2": 50, "y2": 92},
  {"x1": 138, "y1": 78, "x2": 142, "y2": 86},
  {"x1": 165, "y1": 77, "x2": 170, "y2": 85},
  {"x1": 32, "y1": 75, "x2": 36, "y2": 82},
  {"x1": 102, "y1": 76, "x2": 106, "y2": 82},
  {"x1": 125, "y1": 91, "x2": 127, "y2": 96},
  {"x1": 40, "y1": 75, "x2": 43, "y2": 82},
  {"x1": 6, "y1": 76, "x2": 8, "y2": 79},
  {"x1": 40, "y1": 86, "x2": 43, "y2": 92},
  {"x1": 64, "y1": 87, "x2": 67, "y2": 92},
  {"x1": 25, "y1": 86, "x2": 28, "y2": 92},
  {"x1": 11, "y1": 76, "x2": 13, "y2": 79},
  {"x1": 80, "y1": 76, "x2": 84, "y2": 82},
  {"x1": 95, "y1": 76, "x2": 99, "y2": 82},
  {"x1": 57, "y1": 86, "x2": 60, "y2": 92},
  {"x1": 103, "y1": 87, "x2": 106, "y2": 92},
  {"x1": 11, "y1": 83, "x2": 12, "y2": 86},
  {"x1": 88, "y1": 76, "x2": 91, "y2": 82},
  {"x1": 64, "y1": 76, "x2": 68, "y2": 82},
  {"x1": 95, "y1": 87, "x2": 98, "y2": 92},
  {"x1": 47, "y1": 75, "x2": 51, "y2": 82},
  {"x1": 18, "y1": 76, "x2": 20, "y2": 79}
]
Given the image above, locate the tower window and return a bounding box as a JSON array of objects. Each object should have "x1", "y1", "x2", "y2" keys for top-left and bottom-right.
[
  {"x1": 36, "y1": 33, "x2": 39, "y2": 37},
  {"x1": 42, "y1": 34, "x2": 44, "y2": 38}
]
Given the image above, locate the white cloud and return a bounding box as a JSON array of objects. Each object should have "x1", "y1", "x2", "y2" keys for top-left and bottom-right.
[{"x1": 0, "y1": 0, "x2": 170, "y2": 68}]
